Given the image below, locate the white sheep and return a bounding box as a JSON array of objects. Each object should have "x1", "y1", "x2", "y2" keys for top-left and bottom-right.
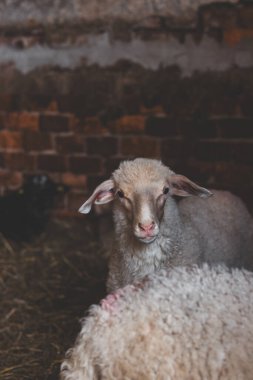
[
  {"x1": 60, "y1": 265, "x2": 253, "y2": 380},
  {"x1": 79, "y1": 158, "x2": 253, "y2": 292}
]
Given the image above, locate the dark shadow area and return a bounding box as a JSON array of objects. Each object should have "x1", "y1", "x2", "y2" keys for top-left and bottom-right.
[{"x1": 0, "y1": 217, "x2": 107, "y2": 380}]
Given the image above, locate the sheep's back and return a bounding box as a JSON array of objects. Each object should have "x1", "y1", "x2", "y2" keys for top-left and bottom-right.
[
  {"x1": 60, "y1": 266, "x2": 253, "y2": 380},
  {"x1": 178, "y1": 190, "x2": 253, "y2": 269}
]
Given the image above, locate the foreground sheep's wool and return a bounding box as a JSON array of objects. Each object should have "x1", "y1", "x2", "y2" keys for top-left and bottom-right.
[{"x1": 60, "y1": 266, "x2": 253, "y2": 380}]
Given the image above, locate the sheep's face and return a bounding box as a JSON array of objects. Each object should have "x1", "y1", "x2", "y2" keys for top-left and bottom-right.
[
  {"x1": 79, "y1": 158, "x2": 212, "y2": 244},
  {"x1": 115, "y1": 183, "x2": 168, "y2": 243}
]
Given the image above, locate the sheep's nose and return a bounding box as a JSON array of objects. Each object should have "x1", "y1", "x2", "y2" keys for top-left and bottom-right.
[{"x1": 138, "y1": 222, "x2": 155, "y2": 233}]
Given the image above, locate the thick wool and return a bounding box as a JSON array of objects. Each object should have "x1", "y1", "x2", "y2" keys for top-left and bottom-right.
[
  {"x1": 61, "y1": 266, "x2": 253, "y2": 380},
  {"x1": 107, "y1": 159, "x2": 253, "y2": 291}
]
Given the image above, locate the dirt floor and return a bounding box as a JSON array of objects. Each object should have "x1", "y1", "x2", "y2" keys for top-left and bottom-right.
[{"x1": 0, "y1": 217, "x2": 108, "y2": 380}]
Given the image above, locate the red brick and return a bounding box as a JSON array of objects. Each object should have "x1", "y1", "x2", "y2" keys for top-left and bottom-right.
[
  {"x1": 212, "y1": 162, "x2": 253, "y2": 188},
  {"x1": 87, "y1": 137, "x2": 118, "y2": 156},
  {"x1": 209, "y1": 97, "x2": 238, "y2": 117},
  {"x1": 105, "y1": 157, "x2": 125, "y2": 174},
  {"x1": 55, "y1": 134, "x2": 85, "y2": 154},
  {"x1": 192, "y1": 119, "x2": 218, "y2": 138},
  {"x1": 68, "y1": 156, "x2": 101, "y2": 174},
  {"x1": 23, "y1": 130, "x2": 52, "y2": 151},
  {"x1": 84, "y1": 117, "x2": 101, "y2": 129},
  {"x1": 4, "y1": 153, "x2": 36, "y2": 171},
  {"x1": 146, "y1": 116, "x2": 179, "y2": 137},
  {"x1": 224, "y1": 28, "x2": 253, "y2": 46},
  {"x1": 52, "y1": 209, "x2": 83, "y2": 218},
  {"x1": 0, "y1": 170, "x2": 23, "y2": 190},
  {"x1": 67, "y1": 191, "x2": 87, "y2": 213},
  {"x1": 0, "y1": 95, "x2": 13, "y2": 111},
  {"x1": 44, "y1": 173, "x2": 61, "y2": 183},
  {"x1": 87, "y1": 175, "x2": 107, "y2": 191},
  {"x1": 161, "y1": 139, "x2": 188, "y2": 162},
  {"x1": 110, "y1": 115, "x2": 146, "y2": 134},
  {"x1": 174, "y1": 160, "x2": 216, "y2": 184},
  {"x1": 195, "y1": 141, "x2": 253, "y2": 164},
  {"x1": 81, "y1": 116, "x2": 106, "y2": 135},
  {"x1": 46, "y1": 100, "x2": 59, "y2": 112},
  {"x1": 0, "y1": 131, "x2": 22, "y2": 149},
  {"x1": 37, "y1": 154, "x2": 66, "y2": 172},
  {"x1": 121, "y1": 136, "x2": 160, "y2": 158},
  {"x1": 183, "y1": 161, "x2": 253, "y2": 199},
  {"x1": 60, "y1": 172, "x2": 87, "y2": 189},
  {"x1": 196, "y1": 141, "x2": 233, "y2": 162},
  {"x1": 52, "y1": 188, "x2": 67, "y2": 210},
  {"x1": 140, "y1": 105, "x2": 165, "y2": 115},
  {"x1": 5, "y1": 112, "x2": 39, "y2": 131},
  {"x1": 40, "y1": 113, "x2": 72, "y2": 132},
  {"x1": 19, "y1": 112, "x2": 39, "y2": 130},
  {"x1": 217, "y1": 118, "x2": 253, "y2": 138}
]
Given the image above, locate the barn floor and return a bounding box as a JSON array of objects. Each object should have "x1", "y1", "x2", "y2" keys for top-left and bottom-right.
[{"x1": 0, "y1": 218, "x2": 107, "y2": 380}]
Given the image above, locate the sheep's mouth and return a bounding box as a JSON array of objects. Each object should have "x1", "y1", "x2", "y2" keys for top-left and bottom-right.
[{"x1": 135, "y1": 235, "x2": 158, "y2": 244}]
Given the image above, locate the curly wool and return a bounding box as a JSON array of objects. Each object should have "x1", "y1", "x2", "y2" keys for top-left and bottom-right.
[{"x1": 61, "y1": 265, "x2": 253, "y2": 380}]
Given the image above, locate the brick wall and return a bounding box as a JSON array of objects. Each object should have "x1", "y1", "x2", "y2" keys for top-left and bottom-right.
[{"x1": 0, "y1": 1, "x2": 252, "y2": 214}]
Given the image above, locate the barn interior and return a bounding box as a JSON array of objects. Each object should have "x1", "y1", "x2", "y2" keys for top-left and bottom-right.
[{"x1": 0, "y1": 1, "x2": 253, "y2": 379}]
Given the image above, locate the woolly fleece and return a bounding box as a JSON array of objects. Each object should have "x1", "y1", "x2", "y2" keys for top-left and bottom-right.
[{"x1": 61, "y1": 265, "x2": 253, "y2": 380}]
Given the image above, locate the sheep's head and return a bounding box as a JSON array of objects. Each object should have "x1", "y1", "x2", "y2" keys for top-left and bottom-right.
[{"x1": 79, "y1": 158, "x2": 212, "y2": 244}]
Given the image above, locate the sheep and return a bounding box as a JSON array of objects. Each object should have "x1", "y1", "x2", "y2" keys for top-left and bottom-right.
[
  {"x1": 60, "y1": 265, "x2": 253, "y2": 380},
  {"x1": 79, "y1": 158, "x2": 253, "y2": 292},
  {"x1": 0, "y1": 175, "x2": 68, "y2": 241}
]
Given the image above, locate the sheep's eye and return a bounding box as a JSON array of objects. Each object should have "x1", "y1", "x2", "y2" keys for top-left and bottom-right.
[
  {"x1": 117, "y1": 190, "x2": 124, "y2": 198},
  {"x1": 163, "y1": 187, "x2": 169, "y2": 195}
]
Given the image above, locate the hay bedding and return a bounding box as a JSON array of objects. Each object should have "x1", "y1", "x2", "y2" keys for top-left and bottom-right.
[{"x1": 0, "y1": 218, "x2": 107, "y2": 380}]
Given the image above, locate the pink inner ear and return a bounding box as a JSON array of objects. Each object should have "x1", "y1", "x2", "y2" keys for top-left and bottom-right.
[
  {"x1": 95, "y1": 188, "x2": 114, "y2": 204},
  {"x1": 96, "y1": 191, "x2": 107, "y2": 201},
  {"x1": 79, "y1": 179, "x2": 115, "y2": 213},
  {"x1": 96, "y1": 190, "x2": 113, "y2": 201}
]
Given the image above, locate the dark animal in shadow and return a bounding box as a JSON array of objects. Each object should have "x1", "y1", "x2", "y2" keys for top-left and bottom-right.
[{"x1": 0, "y1": 175, "x2": 67, "y2": 241}]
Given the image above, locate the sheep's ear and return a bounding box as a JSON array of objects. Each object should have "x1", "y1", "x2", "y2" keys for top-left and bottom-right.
[
  {"x1": 167, "y1": 175, "x2": 213, "y2": 198},
  {"x1": 79, "y1": 179, "x2": 115, "y2": 214}
]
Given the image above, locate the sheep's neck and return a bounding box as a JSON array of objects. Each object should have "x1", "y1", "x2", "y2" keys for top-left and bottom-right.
[
  {"x1": 113, "y1": 199, "x2": 182, "y2": 263},
  {"x1": 159, "y1": 197, "x2": 183, "y2": 261}
]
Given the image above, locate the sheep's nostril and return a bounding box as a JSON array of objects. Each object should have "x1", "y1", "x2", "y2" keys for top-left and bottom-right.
[{"x1": 138, "y1": 222, "x2": 155, "y2": 233}]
